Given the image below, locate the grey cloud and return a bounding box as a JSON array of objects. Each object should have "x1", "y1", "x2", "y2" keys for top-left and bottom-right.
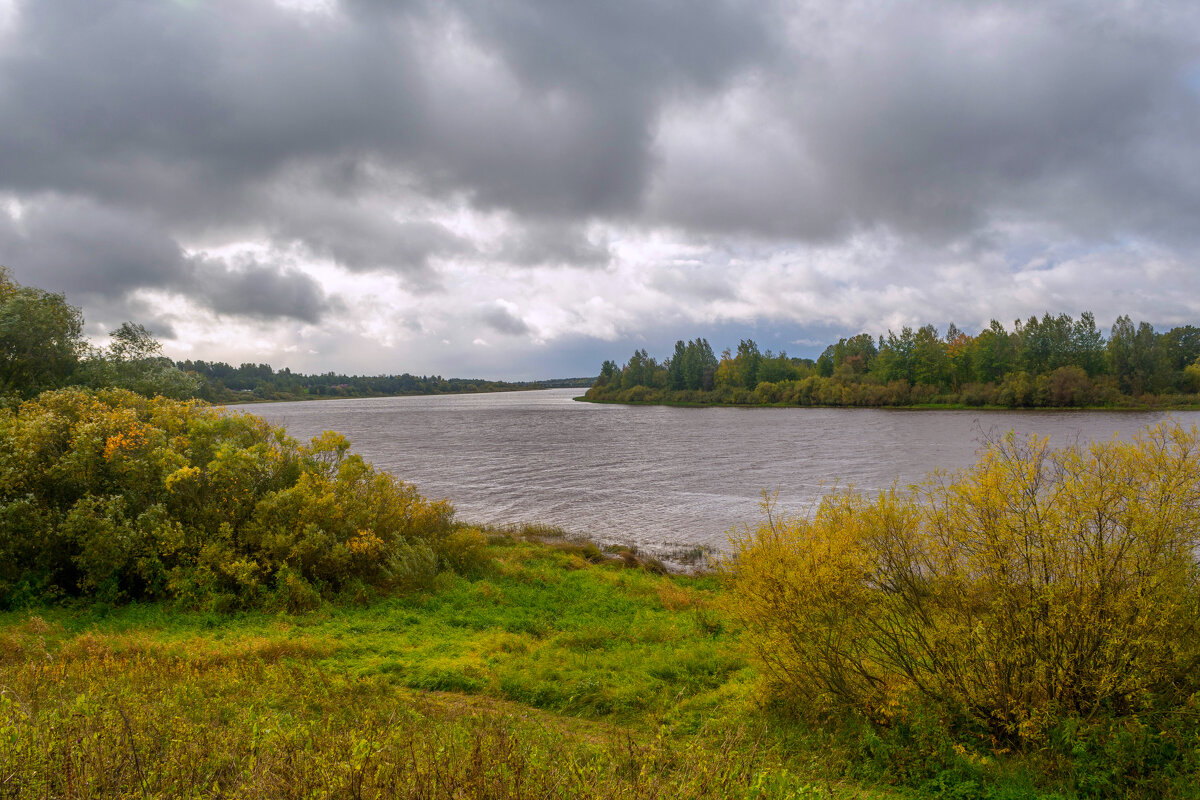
[
  {"x1": 480, "y1": 303, "x2": 532, "y2": 336},
  {"x1": 648, "y1": 267, "x2": 736, "y2": 303},
  {"x1": 0, "y1": 0, "x2": 774, "y2": 306},
  {"x1": 0, "y1": 196, "x2": 336, "y2": 325},
  {"x1": 497, "y1": 223, "x2": 611, "y2": 268},
  {"x1": 192, "y1": 259, "x2": 336, "y2": 323},
  {"x1": 270, "y1": 196, "x2": 470, "y2": 286},
  {"x1": 9, "y1": 0, "x2": 1194, "y2": 255},
  {"x1": 0, "y1": 196, "x2": 190, "y2": 297},
  {"x1": 0, "y1": 0, "x2": 770, "y2": 229},
  {"x1": 652, "y1": 2, "x2": 1200, "y2": 243}
]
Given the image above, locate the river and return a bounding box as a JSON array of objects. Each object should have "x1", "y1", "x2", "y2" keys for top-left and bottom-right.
[{"x1": 230, "y1": 389, "x2": 1200, "y2": 559}]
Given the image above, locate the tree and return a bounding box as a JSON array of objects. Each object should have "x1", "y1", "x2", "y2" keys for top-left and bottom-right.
[
  {"x1": 80, "y1": 322, "x2": 200, "y2": 399},
  {"x1": 686, "y1": 338, "x2": 718, "y2": 390},
  {"x1": 969, "y1": 320, "x2": 1016, "y2": 383},
  {"x1": 874, "y1": 327, "x2": 917, "y2": 384},
  {"x1": 596, "y1": 359, "x2": 620, "y2": 388},
  {"x1": 944, "y1": 323, "x2": 972, "y2": 389},
  {"x1": 1072, "y1": 311, "x2": 1106, "y2": 376},
  {"x1": 1165, "y1": 325, "x2": 1200, "y2": 369},
  {"x1": 0, "y1": 267, "x2": 85, "y2": 399},
  {"x1": 620, "y1": 349, "x2": 664, "y2": 390},
  {"x1": 735, "y1": 339, "x2": 762, "y2": 389},
  {"x1": 911, "y1": 324, "x2": 950, "y2": 388},
  {"x1": 667, "y1": 340, "x2": 689, "y2": 390},
  {"x1": 758, "y1": 350, "x2": 799, "y2": 384},
  {"x1": 1107, "y1": 316, "x2": 1169, "y2": 395}
]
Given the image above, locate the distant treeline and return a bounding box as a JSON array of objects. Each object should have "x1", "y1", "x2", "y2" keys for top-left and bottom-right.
[
  {"x1": 0, "y1": 266, "x2": 590, "y2": 404},
  {"x1": 177, "y1": 360, "x2": 594, "y2": 403},
  {"x1": 584, "y1": 313, "x2": 1200, "y2": 408}
]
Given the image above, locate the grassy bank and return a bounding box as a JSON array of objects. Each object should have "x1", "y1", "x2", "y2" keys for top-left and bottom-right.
[
  {"x1": 4, "y1": 530, "x2": 1138, "y2": 799},
  {"x1": 1, "y1": 533, "x2": 880, "y2": 799}
]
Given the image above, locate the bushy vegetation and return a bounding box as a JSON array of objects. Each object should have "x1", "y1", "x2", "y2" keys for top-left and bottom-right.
[
  {"x1": 586, "y1": 313, "x2": 1200, "y2": 407},
  {"x1": 0, "y1": 387, "x2": 472, "y2": 610},
  {"x1": 725, "y1": 423, "x2": 1200, "y2": 795}
]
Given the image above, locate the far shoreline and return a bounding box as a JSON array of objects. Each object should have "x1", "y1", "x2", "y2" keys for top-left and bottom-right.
[{"x1": 573, "y1": 395, "x2": 1200, "y2": 412}]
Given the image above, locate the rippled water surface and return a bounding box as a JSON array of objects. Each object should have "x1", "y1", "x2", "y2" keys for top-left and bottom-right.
[{"x1": 231, "y1": 390, "x2": 1200, "y2": 555}]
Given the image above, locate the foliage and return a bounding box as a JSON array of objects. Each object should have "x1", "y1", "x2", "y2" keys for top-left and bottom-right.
[
  {"x1": 725, "y1": 424, "x2": 1200, "y2": 773},
  {"x1": 0, "y1": 269, "x2": 201, "y2": 402},
  {"x1": 0, "y1": 266, "x2": 85, "y2": 401},
  {"x1": 77, "y1": 321, "x2": 201, "y2": 399},
  {"x1": 0, "y1": 387, "x2": 463, "y2": 609},
  {"x1": 586, "y1": 313, "x2": 1200, "y2": 408}
]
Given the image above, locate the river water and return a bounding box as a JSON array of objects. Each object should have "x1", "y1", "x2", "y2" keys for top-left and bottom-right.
[{"x1": 230, "y1": 389, "x2": 1200, "y2": 558}]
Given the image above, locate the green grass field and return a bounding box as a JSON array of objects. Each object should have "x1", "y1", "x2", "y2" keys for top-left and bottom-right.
[
  {"x1": 0, "y1": 533, "x2": 1146, "y2": 799},
  {"x1": 1, "y1": 535, "x2": 893, "y2": 799}
]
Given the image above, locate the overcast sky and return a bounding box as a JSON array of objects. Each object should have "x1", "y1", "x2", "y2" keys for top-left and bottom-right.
[{"x1": 3, "y1": 0, "x2": 1199, "y2": 379}]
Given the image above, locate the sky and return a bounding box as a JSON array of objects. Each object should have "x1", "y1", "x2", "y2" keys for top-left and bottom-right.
[{"x1": 2, "y1": 0, "x2": 1200, "y2": 380}]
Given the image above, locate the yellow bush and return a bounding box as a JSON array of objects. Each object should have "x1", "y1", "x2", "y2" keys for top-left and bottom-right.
[
  {"x1": 725, "y1": 423, "x2": 1200, "y2": 745},
  {"x1": 0, "y1": 388, "x2": 462, "y2": 609}
]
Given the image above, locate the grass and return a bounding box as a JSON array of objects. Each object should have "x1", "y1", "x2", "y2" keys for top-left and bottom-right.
[
  {"x1": 0, "y1": 537, "x2": 892, "y2": 799},
  {"x1": 1, "y1": 534, "x2": 1136, "y2": 798}
]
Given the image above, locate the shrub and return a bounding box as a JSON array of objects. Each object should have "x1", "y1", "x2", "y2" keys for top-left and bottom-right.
[
  {"x1": 0, "y1": 388, "x2": 460, "y2": 609},
  {"x1": 725, "y1": 423, "x2": 1200, "y2": 750}
]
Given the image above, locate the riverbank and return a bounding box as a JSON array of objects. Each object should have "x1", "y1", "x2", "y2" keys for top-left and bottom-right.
[
  {"x1": 2, "y1": 531, "x2": 1156, "y2": 799},
  {"x1": 576, "y1": 395, "x2": 1200, "y2": 412},
  {"x1": 0, "y1": 533, "x2": 880, "y2": 799}
]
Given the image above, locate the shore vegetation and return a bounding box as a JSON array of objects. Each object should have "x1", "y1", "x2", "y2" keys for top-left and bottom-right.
[{"x1": 584, "y1": 315, "x2": 1200, "y2": 408}]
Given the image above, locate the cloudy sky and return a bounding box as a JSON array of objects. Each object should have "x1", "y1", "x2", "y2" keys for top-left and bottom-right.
[{"x1": 2, "y1": 0, "x2": 1199, "y2": 379}]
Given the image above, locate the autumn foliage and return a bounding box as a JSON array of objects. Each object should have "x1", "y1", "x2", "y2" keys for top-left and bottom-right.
[
  {"x1": 726, "y1": 423, "x2": 1200, "y2": 748},
  {"x1": 0, "y1": 388, "x2": 470, "y2": 610}
]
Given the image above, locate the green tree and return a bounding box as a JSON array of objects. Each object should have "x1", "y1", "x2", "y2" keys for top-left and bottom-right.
[
  {"x1": 667, "y1": 340, "x2": 689, "y2": 390},
  {"x1": 1072, "y1": 311, "x2": 1106, "y2": 375},
  {"x1": 0, "y1": 267, "x2": 85, "y2": 399},
  {"x1": 1107, "y1": 316, "x2": 1170, "y2": 395},
  {"x1": 1165, "y1": 325, "x2": 1200, "y2": 368},
  {"x1": 969, "y1": 320, "x2": 1016, "y2": 383},
  {"x1": 595, "y1": 359, "x2": 620, "y2": 388},
  {"x1": 685, "y1": 338, "x2": 718, "y2": 390},
  {"x1": 823, "y1": 333, "x2": 877, "y2": 378},
  {"x1": 911, "y1": 324, "x2": 950, "y2": 388},
  {"x1": 1016, "y1": 313, "x2": 1076, "y2": 375},
  {"x1": 620, "y1": 349, "x2": 664, "y2": 390},
  {"x1": 757, "y1": 350, "x2": 799, "y2": 384},
  {"x1": 735, "y1": 339, "x2": 761, "y2": 389},
  {"x1": 80, "y1": 322, "x2": 200, "y2": 399},
  {"x1": 873, "y1": 327, "x2": 917, "y2": 384}
]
